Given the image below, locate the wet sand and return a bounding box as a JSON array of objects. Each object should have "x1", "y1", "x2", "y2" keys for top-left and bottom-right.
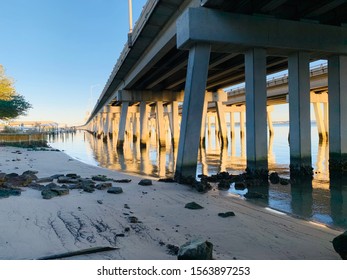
[{"x1": 0, "y1": 146, "x2": 342, "y2": 260}]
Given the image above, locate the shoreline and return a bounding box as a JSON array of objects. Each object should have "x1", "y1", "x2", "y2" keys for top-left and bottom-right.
[{"x1": 0, "y1": 146, "x2": 343, "y2": 260}]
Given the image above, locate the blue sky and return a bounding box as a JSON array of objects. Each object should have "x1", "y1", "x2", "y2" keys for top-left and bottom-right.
[{"x1": 0, "y1": 0, "x2": 147, "y2": 126}]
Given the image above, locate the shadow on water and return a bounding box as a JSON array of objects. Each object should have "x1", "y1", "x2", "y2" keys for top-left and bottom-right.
[{"x1": 48, "y1": 124, "x2": 347, "y2": 230}]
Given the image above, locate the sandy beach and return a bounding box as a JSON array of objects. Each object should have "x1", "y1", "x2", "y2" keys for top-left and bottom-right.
[{"x1": 0, "y1": 146, "x2": 343, "y2": 260}]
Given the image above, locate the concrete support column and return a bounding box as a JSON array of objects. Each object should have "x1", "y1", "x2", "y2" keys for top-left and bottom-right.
[
  {"x1": 97, "y1": 112, "x2": 104, "y2": 137},
  {"x1": 328, "y1": 55, "x2": 347, "y2": 175},
  {"x1": 230, "y1": 111, "x2": 235, "y2": 138},
  {"x1": 175, "y1": 44, "x2": 211, "y2": 180},
  {"x1": 288, "y1": 52, "x2": 312, "y2": 178},
  {"x1": 239, "y1": 110, "x2": 245, "y2": 137},
  {"x1": 245, "y1": 48, "x2": 268, "y2": 176},
  {"x1": 313, "y1": 102, "x2": 327, "y2": 142},
  {"x1": 200, "y1": 100, "x2": 208, "y2": 146},
  {"x1": 170, "y1": 101, "x2": 180, "y2": 147},
  {"x1": 117, "y1": 102, "x2": 129, "y2": 148},
  {"x1": 216, "y1": 99, "x2": 228, "y2": 147},
  {"x1": 156, "y1": 101, "x2": 166, "y2": 147},
  {"x1": 139, "y1": 102, "x2": 149, "y2": 147}
]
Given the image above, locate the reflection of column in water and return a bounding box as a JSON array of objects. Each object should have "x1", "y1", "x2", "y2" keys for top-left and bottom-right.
[
  {"x1": 200, "y1": 145, "x2": 208, "y2": 175},
  {"x1": 106, "y1": 136, "x2": 114, "y2": 166},
  {"x1": 268, "y1": 133, "x2": 275, "y2": 165},
  {"x1": 290, "y1": 181, "x2": 313, "y2": 218},
  {"x1": 117, "y1": 145, "x2": 126, "y2": 171},
  {"x1": 315, "y1": 140, "x2": 329, "y2": 181},
  {"x1": 158, "y1": 146, "x2": 166, "y2": 178},
  {"x1": 200, "y1": 101, "x2": 208, "y2": 146},
  {"x1": 219, "y1": 145, "x2": 228, "y2": 173},
  {"x1": 329, "y1": 177, "x2": 347, "y2": 228},
  {"x1": 140, "y1": 145, "x2": 152, "y2": 175}
]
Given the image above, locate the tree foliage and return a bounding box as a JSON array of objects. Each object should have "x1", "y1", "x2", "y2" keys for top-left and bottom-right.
[{"x1": 0, "y1": 64, "x2": 32, "y2": 120}]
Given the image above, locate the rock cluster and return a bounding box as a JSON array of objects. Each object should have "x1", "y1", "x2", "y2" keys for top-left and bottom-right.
[{"x1": 0, "y1": 170, "x2": 131, "y2": 199}]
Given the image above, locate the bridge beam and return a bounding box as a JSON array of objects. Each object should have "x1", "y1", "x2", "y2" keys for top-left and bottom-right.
[
  {"x1": 245, "y1": 48, "x2": 268, "y2": 177},
  {"x1": 288, "y1": 52, "x2": 312, "y2": 178},
  {"x1": 116, "y1": 90, "x2": 184, "y2": 102},
  {"x1": 177, "y1": 7, "x2": 347, "y2": 55},
  {"x1": 328, "y1": 55, "x2": 347, "y2": 175},
  {"x1": 175, "y1": 44, "x2": 211, "y2": 180}
]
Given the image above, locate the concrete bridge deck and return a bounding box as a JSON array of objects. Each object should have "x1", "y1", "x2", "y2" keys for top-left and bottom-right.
[{"x1": 84, "y1": 0, "x2": 347, "y2": 179}]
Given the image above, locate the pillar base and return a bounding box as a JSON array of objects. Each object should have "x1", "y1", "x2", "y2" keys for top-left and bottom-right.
[
  {"x1": 245, "y1": 164, "x2": 269, "y2": 183},
  {"x1": 329, "y1": 153, "x2": 347, "y2": 177},
  {"x1": 174, "y1": 164, "x2": 197, "y2": 183},
  {"x1": 289, "y1": 161, "x2": 313, "y2": 182}
]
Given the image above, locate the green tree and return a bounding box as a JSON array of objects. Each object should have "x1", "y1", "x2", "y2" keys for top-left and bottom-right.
[
  {"x1": 0, "y1": 94, "x2": 32, "y2": 120},
  {"x1": 0, "y1": 64, "x2": 32, "y2": 120}
]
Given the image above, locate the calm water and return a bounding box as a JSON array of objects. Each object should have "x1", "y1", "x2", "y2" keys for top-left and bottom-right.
[{"x1": 48, "y1": 124, "x2": 347, "y2": 230}]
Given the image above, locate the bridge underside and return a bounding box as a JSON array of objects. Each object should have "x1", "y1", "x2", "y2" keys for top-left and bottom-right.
[{"x1": 86, "y1": 0, "x2": 347, "y2": 180}]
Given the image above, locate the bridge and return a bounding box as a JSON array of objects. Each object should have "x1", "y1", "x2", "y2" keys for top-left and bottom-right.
[{"x1": 83, "y1": 0, "x2": 347, "y2": 180}]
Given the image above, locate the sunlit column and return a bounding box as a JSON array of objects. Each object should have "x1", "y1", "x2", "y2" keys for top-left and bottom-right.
[
  {"x1": 117, "y1": 102, "x2": 129, "y2": 148},
  {"x1": 156, "y1": 101, "x2": 166, "y2": 147}
]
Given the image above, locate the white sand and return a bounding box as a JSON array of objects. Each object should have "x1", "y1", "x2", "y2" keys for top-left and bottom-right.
[{"x1": 0, "y1": 146, "x2": 342, "y2": 260}]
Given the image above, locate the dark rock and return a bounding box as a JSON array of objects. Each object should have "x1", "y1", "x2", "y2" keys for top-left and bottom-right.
[
  {"x1": 57, "y1": 176, "x2": 76, "y2": 184},
  {"x1": 3, "y1": 173, "x2": 34, "y2": 188},
  {"x1": 66, "y1": 173, "x2": 80, "y2": 179},
  {"x1": 92, "y1": 175, "x2": 111, "y2": 182},
  {"x1": 27, "y1": 182, "x2": 45, "y2": 190},
  {"x1": 96, "y1": 182, "x2": 112, "y2": 190},
  {"x1": 45, "y1": 182, "x2": 59, "y2": 189},
  {"x1": 116, "y1": 233, "x2": 125, "y2": 237},
  {"x1": 138, "y1": 179, "x2": 152, "y2": 186},
  {"x1": 166, "y1": 244, "x2": 179, "y2": 255},
  {"x1": 36, "y1": 177, "x2": 54, "y2": 183},
  {"x1": 176, "y1": 175, "x2": 196, "y2": 185},
  {"x1": 218, "y1": 211, "x2": 235, "y2": 218},
  {"x1": 97, "y1": 200, "x2": 103, "y2": 204},
  {"x1": 50, "y1": 174, "x2": 65, "y2": 180},
  {"x1": 332, "y1": 231, "x2": 347, "y2": 260},
  {"x1": 124, "y1": 227, "x2": 130, "y2": 232},
  {"x1": 269, "y1": 172, "x2": 280, "y2": 184},
  {"x1": 128, "y1": 216, "x2": 139, "y2": 223},
  {"x1": 184, "y1": 202, "x2": 204, "y2": 210},
  {"x1": 82, "y1": 185, "x2": 95, "y2": 193},
  {"x1": 177, "y1": 239, "x2": 213, "y2": 260},
  {"x1": 193, "y1": 180, "x2": 212, "y2": 193},
  {"x1": 234, "y1": 181, "x2": 246, "y2": 190},
  {"x1": 5, "y1": 173, "x2": 19, "y2": 179},
  {"x1": 0, "y1": 189, "x2": 21, "y2": 198},
  {"x1": 113, "y1": 179, "x2": 132, "y2": 183},
  {"x1": 158, "y1": 178, "x2": 176, "y2": 183},
  {"x1": 51, "y1": 187, "x2": 69, "y2": 196},
  {"x1": 218, "y1": 180, "x2": 231, "y2": 190},
  {"x1": 0, "y1": 172, "x2": 6, "y2": 183},
  {"x1": 80, "y1": 179, "x2": 96, "y2": 189},
  {"x1": 41, "y1": 189, "x2": 59, "y2": 199},
  {"x1": 279, "y1": 178, "x2": 290, "y2": 185},
  {"x1": 124, "y1": 204, "x2": 130, "y2": 209},
  {"x1": 107, "y1": 187, "x2": 123, "y2": 194}
]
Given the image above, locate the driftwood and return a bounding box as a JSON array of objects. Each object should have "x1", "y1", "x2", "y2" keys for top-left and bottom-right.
[{"x1": 37, "y1": 246, "x2": 118, "y2": 260}]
